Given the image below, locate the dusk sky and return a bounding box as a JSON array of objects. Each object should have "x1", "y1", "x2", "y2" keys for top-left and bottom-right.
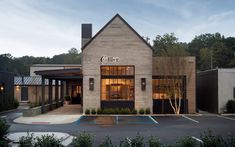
[{"x1": 0, "y1": 0, "x2": 235, "y2": 57}]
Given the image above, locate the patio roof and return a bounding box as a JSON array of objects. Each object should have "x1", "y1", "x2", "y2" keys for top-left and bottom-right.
[{"x1": 34, "y1": 68, "x2": 82, "y2": 80}]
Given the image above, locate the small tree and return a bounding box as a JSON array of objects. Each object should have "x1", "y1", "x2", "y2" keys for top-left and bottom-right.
[{"x1": 158, "y1": 44, "x2": 193, "y2": 114}]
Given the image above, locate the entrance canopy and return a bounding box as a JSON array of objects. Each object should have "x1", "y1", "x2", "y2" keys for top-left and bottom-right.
[{"x1": 35, "y1": 68, "x2": 82, "y2": 80}]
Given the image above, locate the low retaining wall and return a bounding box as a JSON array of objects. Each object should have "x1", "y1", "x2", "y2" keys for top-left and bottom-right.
[{"x1": 23, "y1": 101, "x2": 63, "y2": 117}]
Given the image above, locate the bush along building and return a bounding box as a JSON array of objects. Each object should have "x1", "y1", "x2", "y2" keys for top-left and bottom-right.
[{"x1": 20, "y1": 14, "x2": 196, "y2": 114}]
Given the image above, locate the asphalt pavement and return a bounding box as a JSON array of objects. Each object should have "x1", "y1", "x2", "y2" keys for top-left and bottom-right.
[{"x1": 1, "y1": 111, "x2": 235, "y2": 145}]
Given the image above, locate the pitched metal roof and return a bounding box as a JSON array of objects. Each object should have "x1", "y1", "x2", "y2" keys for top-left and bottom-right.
[
  {"x1": 81, "y1": 13, "x2": 153, "y2": 51},
  {"x1": 14, "y1": 76, "x2": 59, "y2": 86}
]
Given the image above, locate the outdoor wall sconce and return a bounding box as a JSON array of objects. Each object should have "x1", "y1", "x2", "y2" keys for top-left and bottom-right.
[
  {"x1": 141, "y1": 78, "x2": 146, "y2": 91},
  {"x1": 16, "y1": 85, "x2": 20, "y2": 91},
  {"x1": 89, "y1": 78, "x2": 94, "y2": 91},
  {"x1": 0, "y1": 83, "x2": 5, "y2": 94}
]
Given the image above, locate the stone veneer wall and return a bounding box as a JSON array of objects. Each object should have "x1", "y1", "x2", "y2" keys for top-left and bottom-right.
[{"x1": 82, "y1": 16, "x2": 153, "y2": 112}]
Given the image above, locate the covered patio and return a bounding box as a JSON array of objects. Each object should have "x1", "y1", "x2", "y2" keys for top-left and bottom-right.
[{"x1": 35, "y1": 68, "x2": 83, "y2": 114}]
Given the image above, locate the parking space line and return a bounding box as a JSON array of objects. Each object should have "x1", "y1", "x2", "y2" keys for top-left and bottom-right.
[
  {"x1": 217, "y1": 115, "x2": 235, "y2": 121},
  {"x1": 1, "y1": 116, "x2": 6, "y2": 118},
  {"x1": 148, "y1": 116, "x2": 159, "y2": 124},
  {"x1": 182, "y1": 115, "x2": 199, "y2": 123}
]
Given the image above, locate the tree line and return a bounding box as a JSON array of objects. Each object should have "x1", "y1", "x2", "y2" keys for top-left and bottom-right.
[
  {"x1": 153, "y1": 32, "x2": 235, "y2": 70},
  {"x1": 0, "y1": 48, "x2": 81, "y2": 75},
  {"x1": 0, "y1": 32, "x2": 234, "y2": 75}
]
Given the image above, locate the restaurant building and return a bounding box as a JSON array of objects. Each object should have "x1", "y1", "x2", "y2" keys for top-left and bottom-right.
[{"x1": 32, "y1": 14, "x2": 196, "y2": 114}]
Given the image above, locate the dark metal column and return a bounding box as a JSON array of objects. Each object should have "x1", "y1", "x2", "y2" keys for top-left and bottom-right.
[
  {"x1": 66, "y1": 81, "x2": 69, "y2": 96},
  {"x1": 55, "y1": 80, "x2": 59, "y2": 107},
  {"x1": 49, "y1": 79, "x2": 53, "y2": 110},
  {"x1": 60, "y1": 81, "x2": 64, "y2": 106},
  {"x1": 41, "y1": 76, "x2": 45, "y2": 113}
]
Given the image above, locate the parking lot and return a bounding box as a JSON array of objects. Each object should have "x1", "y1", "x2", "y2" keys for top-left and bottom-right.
[{"x1": 2, "y1": 110, "x2": 234, "y2": 145}]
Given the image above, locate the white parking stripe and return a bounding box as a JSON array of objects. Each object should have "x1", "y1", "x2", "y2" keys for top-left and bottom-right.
[
  {"x1": 148, "y1": 116, "x2": 159, "y2": 124},
  {"x1": 1, "y1": 116, "x2": 6, "y2": 118},
  {"x1": 217, "y1": 115, "x2": 235, "y2": 121},
  {"x1": 182, "y1": 115, "x2": 199, "y2": 123}
]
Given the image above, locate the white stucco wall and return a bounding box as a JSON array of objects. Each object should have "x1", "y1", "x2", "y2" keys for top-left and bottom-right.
[{"x1": 218, "y1": 69, "x2": 235, "y2": 113}]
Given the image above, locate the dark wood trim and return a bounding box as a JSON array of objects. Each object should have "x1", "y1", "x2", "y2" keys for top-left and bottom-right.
[{"x1": 101, "y1": 100, "x2": 134, "y2": 110}]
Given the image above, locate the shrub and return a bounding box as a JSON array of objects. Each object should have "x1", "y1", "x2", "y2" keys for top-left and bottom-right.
[
  {"x1": 119, "y1": 138, "x2": 131, "y2": 147},
  {"x1": 0, "y1": 140, "x2": 9, "y2": 147},
  {"x1": 85, "y1": 109, "x2": 90, "y2": 115},
  {"x1": 72, "y1": 132, "x2": 93, "y2": 147},
  {"x1": 30, "y1": 102, "x2": 40, "y2": 108},
  {"x1": 139, "y1": 108, "x2": 145, "y2": 114},
  {"x1": 99, "y1": 136, "x2": 115, "y2": 147},
  {"x1": 19, "y1": 132, "x2": 34, "y2": 147},
  {"x1": 114, "y1": 108, "x2": 119, "y2": 114},
  {"x1": 145, "y1": 108, "x2": 151, "y2": 114},
  {"x1": 14, "y1": 99, "x2": 19, "y2": 109},
  {"x1": 175, "y1": 137, "x2": 197, "y2": 147},
  {"x1": 226, "y1": 100, "x2": 235, "y2": 113},
  {"x1": 131, "y1": 109, "x2": 137, "y2": 115},
  {"x1": 0, "y1": 118, "x2": 10, "y2": 141},
  {"x1": 200, "y1": 130, "x2": 225, "y2": 147},
  {"x1": 227, "y1": 135, "x2": 235, "y2": 147},
  {"x1": 35, "y1": 134, "x2": 64, "y2": 147},
  {"x1": 64, "y1": 95, "x2": 71, "y2": 101},
  {"x1": 131, "y1": 133, "x2": 145, "y2": 147},
  {"x1": 148, "y1": 135, "x2": 160, "y2": 147},
  {"x1": 91, "y1": 108, "x2": 96, "y2": 115},
  {"x1": 119, "y1": 108, "x2": 130, "y2": 114},
  {"x1": 97, "y1": 108, "x2": 102, "y2": 114}
]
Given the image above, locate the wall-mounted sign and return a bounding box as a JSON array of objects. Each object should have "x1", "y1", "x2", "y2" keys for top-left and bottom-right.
[{"x1": 100, "y1": 55, "x2": 120, "y2": 63}]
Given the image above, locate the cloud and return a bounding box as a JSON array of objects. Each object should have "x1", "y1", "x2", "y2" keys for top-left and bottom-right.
[{"x1": 0, "y1": 0, "x2": 81, "y2": 57}]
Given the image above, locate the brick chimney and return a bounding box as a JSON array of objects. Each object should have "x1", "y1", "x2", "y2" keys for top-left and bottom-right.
[{"x1": 81, "y1": 24, "x2": 92, "y2": 50}]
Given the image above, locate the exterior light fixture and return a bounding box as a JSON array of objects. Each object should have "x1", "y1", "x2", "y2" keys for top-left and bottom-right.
[
  {"x1": 16, "y1": 85, "x2": 20, "y2": 91},
  {"x1": 0, "y1": 83, "x2": 5, "y2": 93},
  {"x1": 141, "y1": 78, "x2": 146, "y2": 91},
  {"x1": 89, "y1": 78, "x2": 94, "y2": 91}
]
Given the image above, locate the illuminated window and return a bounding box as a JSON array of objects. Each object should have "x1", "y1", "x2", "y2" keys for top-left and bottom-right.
[
  {"x1": 152, "y1": 76, "x2": 185, "y2": 99},
  {"x1": 101, "y1": 66, "x2": 134, "y2": 101}
]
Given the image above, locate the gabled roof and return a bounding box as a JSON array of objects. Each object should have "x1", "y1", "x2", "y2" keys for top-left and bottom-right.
[{"x1": 81, "y1": 13, "x2": 153, "y2": 51}]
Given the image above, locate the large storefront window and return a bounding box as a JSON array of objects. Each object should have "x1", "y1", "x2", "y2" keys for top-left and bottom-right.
[
  {"x1": 101, "y1": 66, "x2": 134, "y2": 101},
  {"x1": 152, "y1": 76, "x2": 185, "y2": 99}
]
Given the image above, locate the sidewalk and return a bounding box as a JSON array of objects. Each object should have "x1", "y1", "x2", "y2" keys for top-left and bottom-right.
[{"x1": 14, "y1": 104, "x2": 82, "y2": 124}]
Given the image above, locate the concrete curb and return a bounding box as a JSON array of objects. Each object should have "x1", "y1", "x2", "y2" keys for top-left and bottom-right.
[
  {"x1": 84, "y1": 113, "x2": 202, "y2": 117},
  {"x1": 221, "y1": 113, "x2": 235, "y2": 116},
  {"x1": 0, "y1": 109, "x2": 17, "y2": 114}
]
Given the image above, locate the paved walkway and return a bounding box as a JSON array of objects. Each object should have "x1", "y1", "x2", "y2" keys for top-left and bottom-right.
[{"x1": 14, "y1": 104, "x2": 82, "y2": 124}]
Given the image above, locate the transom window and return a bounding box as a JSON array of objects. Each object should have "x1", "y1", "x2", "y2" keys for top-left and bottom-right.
[
  {"x1": 101, "y1": 66, "x2": 134, "y2": 101},
  {"x1": 152, "y1": 76, "x2": 186, "y2": 100}
]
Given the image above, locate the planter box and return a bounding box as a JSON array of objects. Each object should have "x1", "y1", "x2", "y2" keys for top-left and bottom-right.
[
  {"x1": 22, "y1": 102, "x2": 63, "y2": 117},
  {"x1": 23, "y1": 106, "x2": 42, "y2": 117}
]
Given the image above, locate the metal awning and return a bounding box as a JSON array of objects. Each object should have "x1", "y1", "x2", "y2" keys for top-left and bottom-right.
[{"x1": 34, "y1": 68, "x2": 82, "y2": 80}]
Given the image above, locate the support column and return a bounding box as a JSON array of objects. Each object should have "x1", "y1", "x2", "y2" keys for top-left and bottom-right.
[
  {"x1": 60, "y1": 81, "x2": 64, "y2": 106},
  {"x1": 55, "y1": 80, "x2": 59, "y2": 107},
  {"x1": 66, "y1": 81, "x2": 69, "y2": 96},
  {"x1": 49, "y1": 79, "x2": 53, "y2": 110},
  {"x1": 41, "y1": 76, "x2": 45, "y2": 113}
]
